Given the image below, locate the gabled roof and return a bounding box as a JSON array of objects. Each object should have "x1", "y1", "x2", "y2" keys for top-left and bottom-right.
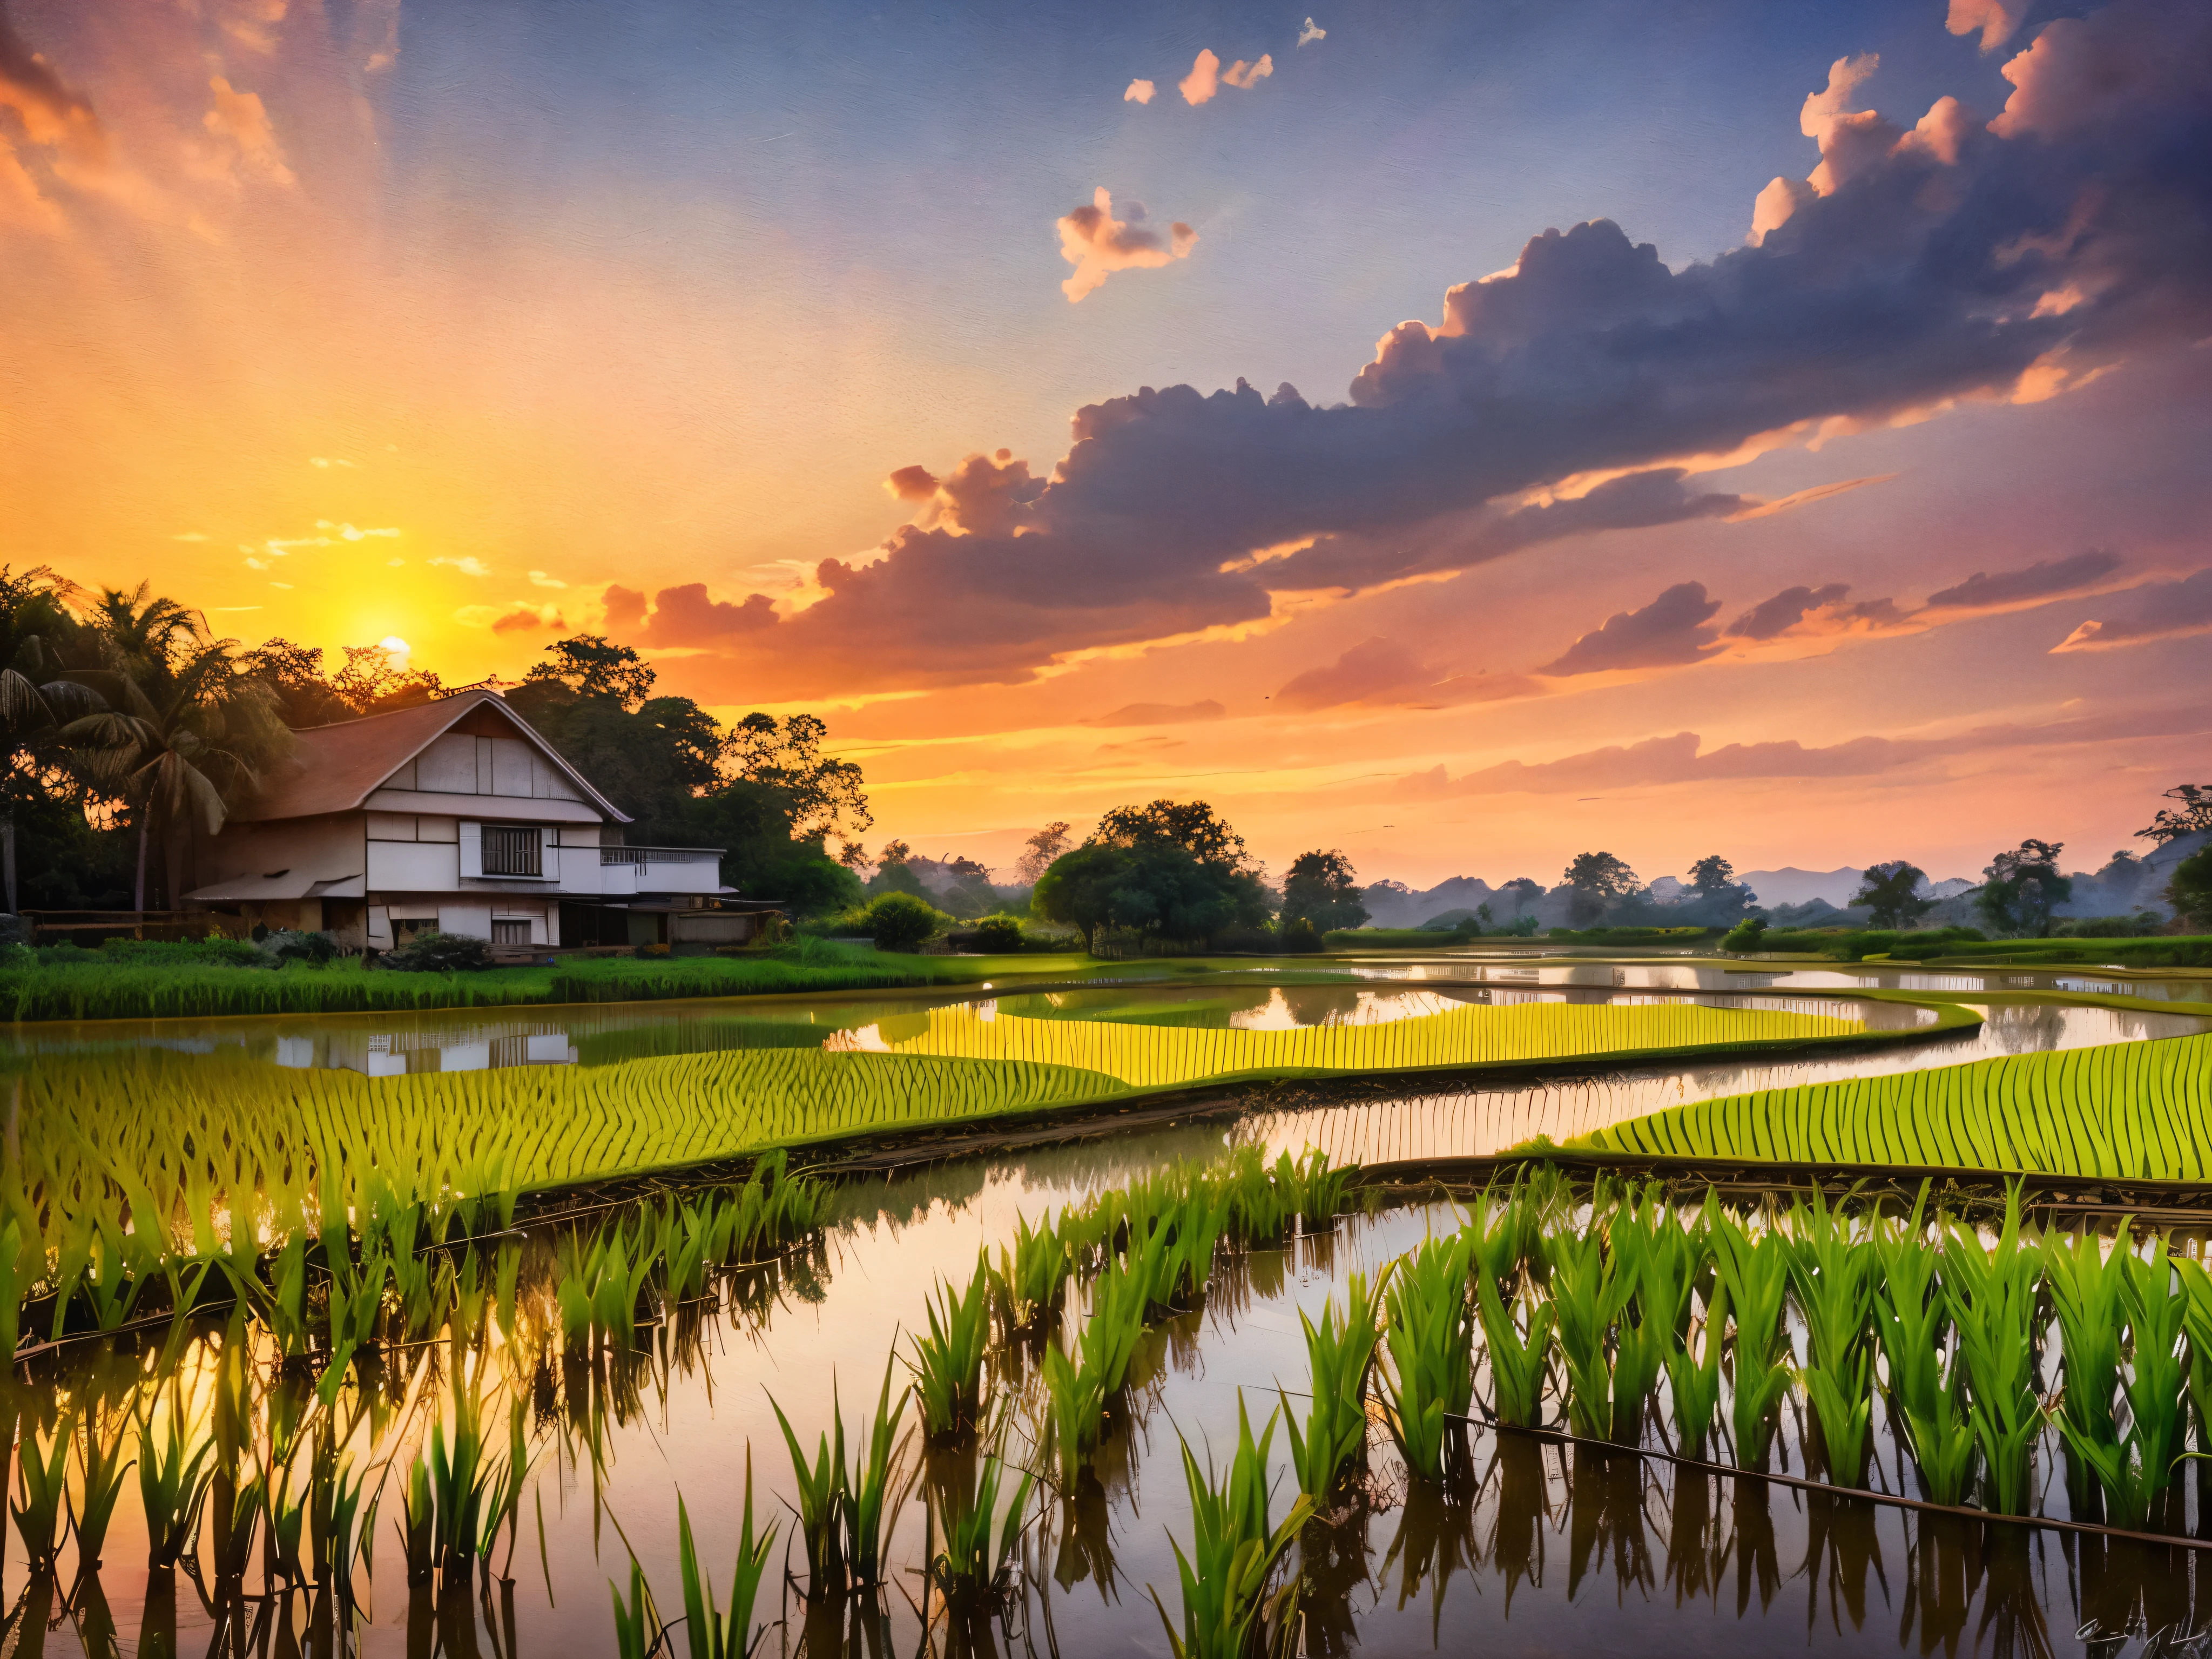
[{"x1": 233, "y1": 689, "x2": 631, "y2": 824}]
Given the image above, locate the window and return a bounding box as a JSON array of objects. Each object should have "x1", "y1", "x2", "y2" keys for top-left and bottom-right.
[
  {"x1": 481, "y1": 825, "x2": 542, "y2": 876},
  {"x1": 491, "y1": 919, "x2": 531, "y2": 945}
]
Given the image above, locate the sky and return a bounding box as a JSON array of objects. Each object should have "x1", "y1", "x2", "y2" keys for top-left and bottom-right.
[{"x1": 3, "y1": 0, "x2": 2210, "y2": 887}]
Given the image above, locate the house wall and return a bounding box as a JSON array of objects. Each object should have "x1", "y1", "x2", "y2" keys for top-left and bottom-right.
[{"x1": 197, "y1": 813, "x2": 366, "y2": 893}]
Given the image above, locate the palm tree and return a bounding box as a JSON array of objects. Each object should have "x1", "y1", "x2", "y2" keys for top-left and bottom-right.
[
  {"x1": 0, "y1": 565, "x2": 103, "y2": 914},
  {"x1": 63, "y1": 642, "x2": 291, "y2": 913},
  {"x1": 81, "y1": 582, "x2": 207, "y2": 678}
]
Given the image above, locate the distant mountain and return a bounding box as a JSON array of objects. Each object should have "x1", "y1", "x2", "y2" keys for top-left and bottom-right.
[{"x1": 1738, "y1": 867, "x2": 1867, "y2": 908}]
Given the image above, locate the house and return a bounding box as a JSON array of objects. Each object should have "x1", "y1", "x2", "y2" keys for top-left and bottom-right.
[{"x1": 185, "y1": 689, "x2": 779, "y2": 953}]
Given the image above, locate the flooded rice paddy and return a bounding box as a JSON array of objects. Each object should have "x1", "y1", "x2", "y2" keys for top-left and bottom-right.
[{"x1": 8, "y1": 959, "x2": 2212, "y2": 1656}]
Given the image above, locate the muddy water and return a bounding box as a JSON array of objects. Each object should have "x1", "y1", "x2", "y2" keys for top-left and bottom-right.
[{"x1": 21, "y1": 1136, "x2": 2206, "y2": 1658}]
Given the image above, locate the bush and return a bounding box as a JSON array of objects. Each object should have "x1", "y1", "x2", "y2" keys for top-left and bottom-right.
[
  {"x1": 380, "y1": 930, "x2": 496, "y2": 973},
  {"x1": 258, "y1": 929, "x2": 339, "y2": 968},
  {"x1": 2056, "y1": 912, "x2": 2163, "y2": 938},
  {"x1": 1721, "y1": 917, "x2": 1768, "y2": 953},
  {"x1": 862, "y1": 891, "x2": 950, "y2": 954},
  {"x1": 1278, "y1": 916, "x2": 1323, "y2": 954},
  {"x1": 970, "y1": 914, "x2": 1027, "y2": 952}
]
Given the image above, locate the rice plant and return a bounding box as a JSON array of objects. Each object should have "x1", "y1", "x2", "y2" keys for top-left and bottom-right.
[
  {"x1": 2059, "y1": 1238, "x2": 2190, "y2": 1529},
  {"x1": 610, "y1": 1559, "x2": 665, "y2": 1659},
  {"x1": 1150, "y1": 1394, "x2": 1313, "y2": 1659},
  {"x1": 989, "y1": 1211, "x2": 1073, "y2": 1332},
  {"x1": 1873, "y1": 1186, "x2": 1977, "y2": 1505},
  {"x1": 1545, "y1": 1216, "x2": 1641, "y2": 1442},
  {"x1": 908, "y1": 1259, "x2": 993, "y2": 1442},
  {"x1": 1473, "y1": 1267, "x2": 1554, "y2": 1431},
  {"x1": 11, "y1": 1417, "x2": 70, "y2": 1571},
  {"x1": 675, "y1": 1458, "x2": 778, "y2": 1659},
  {"x1": 1708, "y1": 1203, "x2": 1793, "y2": 1470},
  {"x1": 926, "y1": 1434, "x2": 1036, "y2": 1608},
  {"x1": 2045, "y1": 1224, "x2": 2128, "y2": 1505},
  {"x1": 844, "y1": 1359, "x2": 914, "y2": 1590},
  {"x1": 770, "y1": 1360, "x2": 912, "y2": 1598},
  {"x1": 1941, "y1": 1186, "x2": 2046, "y2": 1515},
  {"x1": 1664, "y1": 1279, "x2": 1729, "y2": 1460},
  {"x1": 1283, "y1": 1269, "x2": 1388, "y2": 1501},
  {"x1": 69, "y1": 1411, "x2": 135, "y2": 1573},
  {"x1": 1379, "y1": 1235, "x2": 1476, "y2": 1483},
  {"x1": 1787, "y1": 1186, "x2": 1875, "y2": 1487},
  {"x1": 137, "y1": 1391, "x2": 215, "y2": 1572}
]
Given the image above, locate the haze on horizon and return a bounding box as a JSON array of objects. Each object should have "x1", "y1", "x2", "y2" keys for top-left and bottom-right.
[{"x1": 3, "y1": 0, "x2": 2208, "y2": 888}]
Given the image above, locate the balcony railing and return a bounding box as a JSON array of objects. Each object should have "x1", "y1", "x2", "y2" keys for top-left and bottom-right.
[{"x1": 600, "y1": 846, "x2": 725, "y2": 866}]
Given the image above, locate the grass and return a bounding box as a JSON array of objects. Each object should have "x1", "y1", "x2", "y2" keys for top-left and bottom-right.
[
  {"x1": 1573, "y1": 1034, "x2": 2212, "y2": 1179},
  {"x1": 908, "y1": 1259, "x2": 993, "y2": 1442},
  {"x1": 1150, "y1": 1395, "x2": 1312, "y2": 1659},
  {"x1": 1762, "y1": 928, "x2": 2212, "y2": 969},
  {"x1": 0, "y1": 940, "x2": 1094, "y2": 1023}
]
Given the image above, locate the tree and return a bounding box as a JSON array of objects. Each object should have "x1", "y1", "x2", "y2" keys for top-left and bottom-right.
[
  {"x1": 1015, "y1": 821, "x2": 1072, "y2": 885},
  {"x1": 1280, "y1": 849, "x2": 1369, "y2": 932},
  {"x1": 1030, "y1": 844, "x2": 1129, "y2": 951},
  {"x1": 1688, "y1": 855, "x2": 1735, "y2": 895},
  {"x1": 520, "y1": 635, "x2": 657, "y2": 711},
  {"x1": 2167, "y1": 847, "x2": 2212, "y2": 932},
  {"x1": 861, "y1": 891, "x2": 947, "y2": 953},
  {"x1": 865, "y1": 838, "x2": 926, "y2": 899},
  {"x1": 2137, "y1": 785, "x2": 2212, "y2": 847},
  {"x1": 724, "y1": 711, "x2": 872, "y2": 844},
  {"x1": 1499, "y1": 877, "x2": 1543, "y2": 919},
  {"x1": 1561, "y1": 851, "x2": 1640, "y2": 926},
  {"x1": 63, "y1": 642, "x2": 291, "y2": 911},
  {"x1": 0, "y1": 566, "x2": 101, "y2": 913},
  {"x1": 332, "y1": 643, "x2": 443, "y2": 713},
  {"x1": 1091, "y1": 799, "x2": 1250, "y2": 868},
  {"x1": 1975, "y1": 839, "x2": 2073, "y2": 938},
  {"x1": 237, "y1": 638, "x2": 443, "y2": 724},
  {"x1": 1031, "y1": 839, "x2": 1267, "y2": 952},
  {"x1": 1850, "y1": 860, "x2": 1934, "y2": 930}
]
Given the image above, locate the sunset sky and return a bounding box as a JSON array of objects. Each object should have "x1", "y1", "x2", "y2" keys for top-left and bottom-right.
[{"x1": 4, "y1": 0, "x2": 2209, "y2": 887}]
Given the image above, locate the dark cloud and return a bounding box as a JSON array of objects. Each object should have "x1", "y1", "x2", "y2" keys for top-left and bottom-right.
[
  {"x1": 1081, "y1": 699, "x2": 1228, "y2": 727},
  {"x1": 1539, "y1": 582, "x2": 1724, "y2": 676},
  {"x1": 0, "y1": 7, "x2": 105, "y2": 161},
  {"x1": 669, "y1": 0, "x2": 2212, "y2": 696},
  {"x1": 1276, "y1": 636, "x2": 1542, "y2": 710},
  {"x1": 1728, "y1": 583, "x2": 1852, "y2": 640},
  {"x1": 2052, "y1": 566, "x2": 2212, "y2": 651},
  {"x1": 1924, "y1": 549, "x2": 2122, "y2": 610},
  {"x1": 1391, "y1": 700, "x2": 2212, "y2": 798},
  {"x1": 602, "y1": 582, "x2": 777, "y2": 649}
]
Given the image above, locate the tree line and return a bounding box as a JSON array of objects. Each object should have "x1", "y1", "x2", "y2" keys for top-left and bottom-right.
[{"x1": 0, "y1": 567, "x2": 872, "y2": 919}]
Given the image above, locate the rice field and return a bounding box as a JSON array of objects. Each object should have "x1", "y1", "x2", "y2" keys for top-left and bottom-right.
[{"x1": 1575, "y1": 1031, "x2": 2212, "y2": 1178}]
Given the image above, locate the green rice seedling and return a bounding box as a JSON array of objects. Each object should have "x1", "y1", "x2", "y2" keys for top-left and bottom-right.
[
  {"x1": 771, "y1": 1383, "x2": 852, "y2": 1597},
  {"x1": 1379, "y1": 1236, "x2": 1476, "y2": 1483},
  {"x1": 213, "y1": 1469, "x2": 265, "y2": 1584},
  {"x1": 1473, "y1": 1269, "x2": 1554, "y2": 1430},
  {"x1": 426, "y1": 1382, "x2": 505, "y2": 1582},
  {"x1": 1283, "y1": 1269, "x2": 1388, "y2": 1501},
  {"x1": 137, "y1": 1392, "x2": 215, "y2": 1571},
  {"x1": 989, "y1": 1211, "x2": 1072, "y2": 1332},
  {"x1": 1664, "y1": 1280, "x2": 1729, "y2": 1460},
  {"x1": 1080, "y1": 1250, "x2": 1155, "y2": 1399},
  {"x1": 1708, "y1": 1203, "x2": 1794, "y2": 1469},
  {"x1": 69, "y1": 1411, "x2": 135, "y2": 1573},
  {"x1": 844, "y1": 1357, "x2": 913, "y2": 1590},
  {"x1": 1041, "y1": 1342, "x2": 1105, "y2": 1487},
  {"x1": 1220, "y1": 1147, "x2": 1292, "y2": 1246},
  {"x1": 12, "y1": 1417, "x2": 70, "y2": 1570},
  {"x1": 2061, "y1": 1238, "x2": 2191, "y2": 1529},
  {"x1": 1545, "y1": 1221, "x2": 1641, "y2": 1442},
  {"x1": 1150, "y1": 1394, "x2": 1313, "y2": 1659},
  {"x1": 908, "y1": 1258, "x2": 993, "y2": 1442},
  {"x1": 264, "y1": 1456, "x2": 313, "y2": 1587},
  {"x1": 2044, "y1": 1225, "x2": 2127, "y2": 1502},
  {"x1": 1786, "y1": 1188, "x2": 1875, "y2": 1486},
  {"x1": 675, "y1": 1452, "x2": 777, "y2": 1659},
  {"x1": 610, "y1": 1559, "x2": 665, "y2": 1659},
  {"x1": 1873, "y1": 1186, "x2": 1977, "y2": 1505},
  {"x1": 325, "y1": 1455, "x2": 377, "y2": 1609},
  {"x1": 1604, "y1": 1195, "x2": 1697, "y2": 1449},
  {"x1": 927, "y1": 1437, "x2": 1036, "y2": 1608},
  {"x1": 1464, "y1": 1190, "x2": 1525, "y2": 1294},
  {"x1": 657, "y1": 1196, "x2": 713, "y2": 1309},
  {"x1": 1941, "y1": 1186, "x2": 2046, "y2": 1515},
  {"x1": 0, "y1": 1218, "x2": 25, "y2": 1361},
  {"x1": 1287, "y1": 1148, "x2": 1353, "y2": 1232},
  {"x1": 1164, "y1": 1189, "x2": 1223, "y2": 1305},
  {"x1": 2176, "y1": 1255, "x2": 2212, "y2": 1472},
  {"x1": 474, "y1": 1399, "x2": 532, "y2": 1575},
  {"x1": 399, "y1": 1454, "x2": 436, "y2": 1583}
]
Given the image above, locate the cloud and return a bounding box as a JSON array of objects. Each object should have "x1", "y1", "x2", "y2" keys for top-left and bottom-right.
[
  {"x1": 1222, "y1": 55, "x2": 1272, "y2": 90},
  {"x1": 1299, "y1": 18, "x2": 1326, "y2": 46},
  {"x1": 429, "y1": 556, "x2": 490, "y2": 576},
  {"x1": 1539, "y1": 582, "x2": 1725, "y2": 676},
  {"x1": 1055, "y1": 186, "x2": 1196, "y2": 302},
  {"x1": 1274, "y1": 636, "x2": 1540, "y2": 710},
  {"x1": 1924, "y1": 549, "x2": 2122, "y2": 610},
  {"x1": 2051, "y1": 567, "x2": 2212, "y2": 652},
  {"x1": 490, "y1": 602, "x2": 564, "y2": 635},
  {"x1": 0, "y1": 6, "x2": 104, "y2": 229},
  {"x1": 201, "y1": 77, "x2": 294, "y2": 186},
  {"x1": 602, "y1": 582, "x2": 778, "y2": 648},
  {"x1": 1392, "y1": 702, "x2": 2212, "y2": 798},
  {"x1": 316, "y1": 520, "x2": 399, "y2": 541},
  {"x1": 1081, "y1": 699, "x2": 1229, "y2": 727},
  {"x1": 885, "y1": 449, "x2": 1046, "y2": 534},
  {"x1": 172, "y1": 531, "x2": 207, "y2": 542},
  {"x1": 1179, "y1": 50, "x2": 1220, "y2": 105},
  {"x1": 662, "y1": 2, "x2": 2212, "y2": 699},
  {"x1": 527, "y1": 570, "x2": 566, "y2": 589},
  {"x1": 1947, "y1": 0, "x2": 2027, "y2": 52},
  {"x1": 1726, "y1": 583, "x2": 1852, "y2": 641},
  {"x1": 215, "y1": 0, "x2": 290, "y2": 55},
  {"x1": 1123, "y1": 79, "x2": 1154, "y2": 104},
  {"x1": 309, "y1": 456, "x2": 355, "y2": 468}
]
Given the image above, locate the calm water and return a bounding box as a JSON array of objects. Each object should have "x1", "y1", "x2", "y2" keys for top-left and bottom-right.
[{"x1": 18, "y1": 1137, "x2": 2208, "y2": 1658}]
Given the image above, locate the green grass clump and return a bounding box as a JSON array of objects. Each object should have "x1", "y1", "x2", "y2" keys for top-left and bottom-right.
[
  {"x1": 1575, "y1": 1034, "x2": 2212, "y2": 1179},
  {"x1": 1150, "y1": 1395, "x2": 1312, "y2": 1659},
  {"x1": 1283, "y1": 1270, "x2": 1388, "y2": 1502},
  {"x1": 1378, "y1": 1235, "x2": 1477, "y2": 1483},
  {"x1": 908, "y1": 1260, "x2": 993, "y2": 1442}
]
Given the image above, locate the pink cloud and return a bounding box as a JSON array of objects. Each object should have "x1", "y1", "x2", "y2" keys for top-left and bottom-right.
[
  {"x1": 1179, "y1": 49, "x2": 1220, "y2": 105},
  {"x1": 1124, "y1": 78, "x2": 1155, "y2": 104},
  {"x1": 1223, "y1": 55, "x2": 1273, "y2": 89},
  {"x1": 202, "y1": 77, "x2": 294, "y2": 185},
  {"x1": 1055, "y1": 187, "x2": 1196, "y2": 303},
  {"x1": 1946, "y1": 0, "x2": 2026, "y2": 53}
]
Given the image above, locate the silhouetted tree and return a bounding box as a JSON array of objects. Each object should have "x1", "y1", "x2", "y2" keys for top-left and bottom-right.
[
  {"x1": 2136, "y1": 785, "x2": 2212, "y2": 847},
  {"x1": 1851, "y1": 861, "x2": 1934, "y2": 930},
  {"x1": 1975, "y1": 840, "x2": 2072, "y2": 937},
  {"x1": 1561, "y1": 851, "x2": 1639, "y2": 925},
  {"x1": 1688, "y1": 855, "x2": 1735, "y2": 895},
  {"x1": 1281, "y1": 849, "x2": 1369, "y2": 932},
  {"x1": 1015, "y1": 821, "x2": 1073, "y2": 885}
]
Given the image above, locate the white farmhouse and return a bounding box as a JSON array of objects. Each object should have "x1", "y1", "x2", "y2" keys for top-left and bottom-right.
[{"x1": 185, "y1": 689, "x2": 774, "y2": 954}]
